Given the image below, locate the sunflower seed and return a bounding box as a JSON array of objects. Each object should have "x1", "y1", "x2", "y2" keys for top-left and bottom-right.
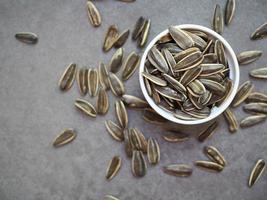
[
  {"x1": 162, "y1": 132, "x2": 189, "y2": 142},
  {"x1": 143, "y1": 108, "x2": 168, "y2": 124},
  {"x1": 213, "y1": 4, "x2": 224, "y2": 34},
  {"x1": 179, "y1": 67, "x2": 202, "y2": 86},
  {"x1": 188, "y1": 80, "x2": 206, "y2": 97},
  {"x1": 243, "y1": 103, "x2": 267, "y2": 114},
  {"x1": 148, "y1": 46, "x2": 169, "y2": 73},
  {"x1": 138, "y1": 19, "x2": 151, "y2": 47},
  {"x1": 202, "y1": 53, "x2": 218, "y2": 63},
  {"x1": 162, "y1": 48, "x2": 176, "y2": 70},
  {"x1": 132, "y1": 16, "x2": 146, "y2": 40},
  {"x1": 195, "y1": 160, "x2": 224, "y2": 172},
  {"x1": 169, "y1": 26, "x2": 194, "y2": 49},
  {"x1": 132, "y1": 150, "x2": 147, "y2": 177},
  {"x1": 162, "y1": 73, "x2": 187, "y2": 93},
  {"x1": 158, "y1": 33, "x2": 173, "y2": 44},
  {"x1": 109, "y1": 48, "x2": 124, "y2": 73},
  {"x1": 144, "y1": 75, "x2": 152, "y2": 96},
  {"x1": 223, "y1": 108, "x2": 238, "y2": 133},
  {"x1": 15, "y1": 32, "x2": 38, "y2": 44},
  {"x1": 151, "y1": 84, "x2": 161, "y2": 104},
  {"x1": 76, "y1": 67, "x2": 88, "y2": 95},
  {"x1": 240, "y1": 114, "x2": 267, "y2": 128},
  {"x1": 96, "y1": 87, "x2": 109, "y2": 115},
  {"x1": 134, "y1": 128, "x2": 148, "y2": 153},
  {"x1": 163, "y1": 164, "x2": 193, "y2": 177},
  {"x1": 185, "y1": 31, "x2": 207, "y2": 50},
  {"x1": 173, "y1": 110, "x2": 196, "y2": 120},
  {"x1": 88, "y1": 68, "x2": 99, "y2": 96},
  {"x1": 231, "y1": 81, "x2": 254, "y2": 107},
  {"x1": 198, "y1": 121, "x2": 218, "y2": 142},
  {"x1": 142, "y1": 72, "x2": 167, "y2": 86},
  {"x1": 109, "y1": 73, "x2": 125, "y2": 96},
  {"x1": 121, "y1": 94, "x2": 148, "y2": 108},
  {"x1": 200, "y1": 79, "x2": 225, "y2": 95},
  {"x1": 103, "y1": 25, "x2": 119, "y2": 52},
  {"x1": 174, "y1": 47, "x2": 200, "y2": 62},
  {"x1": 204, "y1": 146, "x2": 226, "y2": 167},
  {"x1": 129, "y1": 128, "x2": 143, "y2": 151},
  {"x1": 174, "y1": 50, "x2": 202, "y2": 71},
  {"x1": 75, "y1": 98, "x2": 97, "y2": 117},
  {"x1": 124, "y1": 131, "x2": 133, "y2": 158},
  {"x1": 86, "y1": 1, "x2": 101, "y2": 27},
  {"x1": 251, "y1": 22, "x2": 267, "y2": 40},
  {"x1": 113, "y1": 29, "x2": 130, "y2": 48},
  {"x1": 122, "y1": 52, "x2": 140, "y2": 81},
  {"x1": 106, "y1": 156, "x2": 121, "y2": 181},
  {"x1": 246, "y1": 92, "x2": 267, "y2": 103},
  {"x1": 155, "y1": 85, "x2": 186, "y2": 101},
  {"x1": 215, "y1": 40, "x2": 227, "y2": 66},
  {"x1": 53, "y1": 129, "x2": 76, "y2": 147},
  {"x1": 199, "y1": 63, "x2": 225, "y2": 76},
  {"x1": 105, "y1": 120, "x2": 124, "y2": 142},
  {"x1": 250, "y1": 68, "x2": 267, "y2": 79},
  {"x1": 115, "y1": 100, "x2": 128, "y2": 128},
  {"x1": 147, "y1": 137, "x2": 160, "y2": 165},
  {"x1": 248, "y1": 159, "x2": 266, "y2": 187},
  {"x1": 225, "y1": 0, "x2": 236, "y2": 25},
  {"x1": 58, "y1": 63, "x2": 77, "y2": 91},
  {"x1": 98, "y1": 62, "x2": 110, "y2": 90},
  {"x1": 237, "y1": 50, "x2": 262, "y2": 65},
  {"x1": 104, "y1": 195, "x2": 120, "y2": 200}
]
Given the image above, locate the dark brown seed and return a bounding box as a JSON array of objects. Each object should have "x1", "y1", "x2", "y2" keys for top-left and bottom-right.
[
  {"x1": 198, "y1": 121, "x2": 218, "y2": 142},
  {"x1": 132, "y1": 16, "x2": 146, "y2": 40},
  {"x1": 223, "y1": 108, "x2": 238, "y2": 133},
  {"x1": 138, "y1": 19, "x2": 151, "y2": 47},
  {"x1": 86, "y1": 1, "x2": 101, "y2": 27},
  {"x1": 122, "y1": 52, "x2": 140, "y2": 81},
  {"x1": 115, "y1": 100, "x2": 128, "y2": 128},
  {"x1": 232, "y1": 81, "x2": 254, "y2": 107},
  {"x1": 109, "y1": 48, "x2": 124, "y2": 73},
  {"x1": 163, "y1": 164, "x2": 193, "y2": 177},
  {"x1": 240, "y1": 114, "x2": 267, "y2": 128},
  {"x1": 96, "y1": 87, "x2": 109, "y2": 115},
  {"x1": 103, "y1": 25, "x2": 119, "y2": 52},
  {"x1": 250, "y1": 22, "x2": 267, "y2": 40},
  {"x1": 237, "y1": 50, "x2": 262, "y2": 65},
  {"x1": 15, "y1": 32, "x2": 38, "y2": 44},
  {"x1": 106, "y1": 156, "x2": 122, "y2": 181},
  {"x1": 132, "y1": 150, "x2": 147, "y2": 177},
  {"x1": 195, "y1": 161, "x2": 224, "y2": 172},
  {"x1": 58, "y1": 63, "x2": 77, "y2": 91},
  {"x1": 225, "y1": 0, "x2": 236, "y2": 25},
  {"x1": 109, "y1": 73, "x2": 125, "y2": 96},
  {"x1": 121, "y1": 94, "x2": 148, "y2": 108},
  {"x1": 147, "y1": 138, "x2": 160, "y2": 165},
  {"x1": 53, "y1": 129, "x2": 76, "y2": 147},
  {"x1": 204, "y1": 146, "x2": 226, "y2": 166},
  {"x1": 113, "y1": 29, "x2": 130, "y2": 48},
  {"x1": 74, "y1": 98, "x2": 97, "y2": 117},
  {"x1": 248, "y1": 159, "x2": 266, "y2": 187},
  {"x1": 213, "y1": 4, "x2": 224, "y2": 34},
  {"x1": 105, "y1": 120, "x2": 124, "y2": 142}
]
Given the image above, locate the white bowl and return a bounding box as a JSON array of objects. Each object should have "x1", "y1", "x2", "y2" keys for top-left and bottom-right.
[{"x1": 139, "y1": 24, "x2": 240, "y2": 125}]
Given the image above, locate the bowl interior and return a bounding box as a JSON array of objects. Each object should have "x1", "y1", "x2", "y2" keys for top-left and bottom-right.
[{"x1": 139, "y1": 24, "x2": 240, "y2": 125}]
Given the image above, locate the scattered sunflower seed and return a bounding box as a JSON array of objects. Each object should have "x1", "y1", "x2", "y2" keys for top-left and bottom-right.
[
  {"x1": 223, "y1": 108, "x2": 238, "y2": 133},
  {"x1": 204, "y1": 146, "x2": 226, "y2": 167},
  {"x1": 86, "y1": 1, "x2": 101, "y2": 27},
  {"x1": 138, "y1": 19, "x2": 151, "y2": 48},
  {"x1": 74, "y1": 98, "x2": 97, "y2": 117},
  {"x1": 250, "y1": 68, "x2": 267, "y2": 79},
  {"x1": 103, "y1": 25, "x2": 119, "y2": 52},
  {"x1": 132, "y1": 150, "x2": 147, "y2": 177},
  {"x1": 105, "y1": 120, "x2": 124, "y2": 142},
  {"x1": 231, "y1": 81, "x2": 254, "y2": 107},
  {"x1": 225, "y1": 0, "x2": 236, "y2": 25},
  {"x1": 15, "y1": 32, "x2": 38, "y2": 44},
  {"x1": 163, "y1": 164, "x2": 193, "y2": 177},
  {"x1": 98, "y1": 62, "x2": 110, "y2": 90},
  {"x1": 240, "y1": 114, "x2": 267, "y2": 128},
  {"x1": 109, "y1": 73, "x2": 125, "y2": 96},
  {"x1": 248, "y1": 159, "x2": 266, "y2": 187},
  {"x1": 109, "y1": 48, "x2": 124, "y2": 73},
  {"x1": 243, "y1": 102, "x2": 267, "y2": 114},
  {"x1": 88, "y1": 68, "x2": 99, "y2": 97},
  {"x1": 237, "y1": 50, "x2": 262, "y2": 65},
  {"x1": 132, "y1": 16, "x2": 146, "y2": 40},
  {"x1": 106, "y1": 156, "x2": 122, "y2": 181},
  {"x1": 121, "y1": 94, "x2": 148, "y2": 108},
  {"x1": 122, "y1": 52, "x2": 140, "y2": 81},
  {"x1": 53, "y1": 129, "x2": 76, "y2": 147},
  {"x1": 162, "y1": 132, "x2": 190, "y2": 143},
  {"x1": 195, "y1": 160, "x2": 224, "y2": 172},
  {"x1": 250, "y1": 22, "x2": 267, "y2": 40},
  {"x1": 246, "y1": 92, "x2": 267, "y2": 103},
  {"x1": 115, "y1": 100, "x2": 128, "y2": 128},
  {"x1": 113, "y1": 29, "x2": 130, "y2": 48},
  {"x1": 147, "y1": 137, "x2": 160, "y2": 165},
  {"x1": 198, "y1": 121, "x2": 218, "y2": 142},
  {"x1": 58, "y1": 63, "x2": 77, "y2": 91},
  {"x1": 96, "y1": 87, "x2": 109, "y2": 115},
  {"x1": 213, "y1": 4, "x2": 224, "y2": 34},
  {"x1": 76, "y1": 67, "x2": 88, "y2": 95}
]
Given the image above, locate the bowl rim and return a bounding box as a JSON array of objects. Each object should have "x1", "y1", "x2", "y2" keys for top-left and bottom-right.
[{"x1": 139, "y1": 24, "x2": 240, "y2": 125}]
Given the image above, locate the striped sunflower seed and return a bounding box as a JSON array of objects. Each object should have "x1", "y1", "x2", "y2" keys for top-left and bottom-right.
[
  {"x1": 223, "y1": 108, "x2": 238, "y2": 133},
  {"x1": 58, "y1": 63, "x2": 77, "y2": 91},
  {"x1": 109, "y1": 48, "x2": 124, "y2": 73},
  {"x1": 103, "y1": 25, "x2": 119, "y2": 52},
  {"x1": 174, "y1": 47, "x2": 200, "y2": 62},
  {"x1": 76, "y1": 67, "x2": 88, "y2": 95},
  {"x1": 132, "y1": 16, "x2": 146, "y2": 40},
  {"x1": 198, "y1": 121, "x2": 218, "y2": 142},
  {"x1": 204, "y1": 146, "x2": 226, "y2": 167},
  {"x1": 121, "y1": 94, "x2": 148, "y2": 108},
  {"x1": 231, "y1": 81, "x2": 254, "y2": 107},
  {"x1": 246, "y1": 92, "x2": 267, "y2": 103},
  {"x1": 105, "y1": 120, "x2": 124, "y2": 142},
  {"x1": 213, "y1": 4, "x2": 224, "y2": 34},
  {"x1": 155, "y1": 85, "x2": 186, "y2": 101},
  {"x1": 113, "y1": 29, "x2": 130, "y2": 48},
  {"x1": 148, "y1": 46, "x2": 169, "y2": 73},
  {"x1": 162, "y1": 132, "x2": 189, "y2": 143},
  {"x1": 187, "y1": 80, "x2": 206, "y2": 97},
  {"x1": 215, "y1": 40, "x2": 227, "y2": 66},
  {"x1": 163, "y1": 164, "x2": 193, "y2": 177},
  {"x1": 104, "y1": 195, "x2": 120, "y2": 200},
  {"x1": 74, "y1": 98, "x2": 97, "y2": 117},
  {"x1": 237, "y1": 50, "x2": 262, "y2": 65},
  {"x1": 240, "y1": 114, "x2": 267, "y2": 128},
  {"x1": 86, "y1": 1, "x2": 101, "y2": 27},
  {"x1": 88, "y1": 68, "x2": 99, "y2": 96},
  {"x1": 179, "y1": 66, "x2": 202, "y2": 86},
  {"x1": 15, "y1": 32, "x2": 38, "y2": 44},
  {"x1": 147, "y1": 137, "x2": 160, "y2": 165},
  {"x1": 250, "y1": 22, "x2": 267, "y2": 40},
  {"x1": 96, "y1": 87, "x2": 109, "y2": 115},
  {"x1": 195, "y1": 160, "x2": 224, "y2": 172},
  {"x1": 115, "y1": 100, "x2": 128, "y2": 128},
  {"x1": 199, "y1": 79, "x2": 225, "y2": 95},
  {"x1": 250, "y1": 68, "x2": 267, "y2": 79},
  {"x1": 124, "y1": 130, "x2": 133, "y2": 158},
  {"x1": 185, "y1": 31, "x2": 207, "y2": 51},
  {"x1": 53, "y1": 129, "x2": 76, "y2": 147},
  {"x1": 106, "y1": 156, "x2": 122, "y2": 181},
  {"x1": 225, "y1": 0, "x2": 236, "y2": 25},
  {"x1": 143, "y1": 108, "x2": 168, "y2": 124},
  {"x1": 199, "y1": 63, "x2": 225, "y2": 77},
  {"x1": 174, "y1": 50, "x2": 202, "y2": 71},
  {"x1": 138, "y1": 19, "x2": 151, "y2": 47},
  {"x1": 122, "y1": 52, "x2": 140, "y2": 81},
  {"x1": 162, "y1": 73, "x2": 186, "y2": 93},
  {"x1": 109, "y1": 73, "x2": 125, "y2": 96},
  {"x1": 98, "y1": 62, "x2": 110, "y2": 90},
  {"x1": 132, "y1": 150, "x2": 147, "y2": 177},
  {"x1": 142, "y1": 71, "x2": 167, "y2": 86},
  {"x1": 248, "y1": 159, "x2": 266, "y2": 187},
  {"x1": 243, "y1": 103, "x2": 267, "y2": 114},
  {"x1": 169, "y1": 26, "x2": 194, "y2": 49}
]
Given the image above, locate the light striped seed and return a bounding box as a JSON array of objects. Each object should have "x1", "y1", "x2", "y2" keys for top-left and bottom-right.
[
  {"x1": 237, "y1": 50, "x2": 262, "y2": 65},
  {"x1": 76, "y1": 67, "x2": 88, "y2": 95},
  {"x1": 225, "y1": 0, "x2": 236, "y2": 25},
  {"x1": 231, "y1": 81, "x2": 254, "y2": 107},
  {"x1": 88, "y1": 68, "x2": 99, "y2": 97},
  {"x1": 213, "y1": 4, "x2": 224, "y2": 34},
  {"x1": 246, "y1": 92, "x2": 267, "y2": 103},
  {"x1": 53, "y1": 129, "x2": 76, "y2": 147},
  {"x1": 109, "y1": 48, "x2": 124, "y2": 73},
  {"x1": 74, "y1": 99, "x2": 97, "y2": 117},
  {"x1": 163, "y1": 164, "x2": 193, "y2": 177},
  {"x1": 132, "y1": 16, "x2": 146, "y2": 40},
  {"x1": 58, "y1": 63, "x2": 77, "y2": 91},
  {"x1": 138, "y1": 19, "x2": 151, "y2": 47},
  {"x1": 195, "y1": 161, "x2": 224, "y2": 172},
  {"x1": 103, "y1": 25, "x2": 119, "y2": 52},
  {"x1": 109, "y1": 73, "x2": 125, "y2": 96},
  {"x1": 113, "y1": 29, "x2": 130, "y2": 48},
  {"x1": 148, "y1": 46, "x2": 169, "y2": 73},
  {"x1": 86, "y1": 1, "x2": 101, "y2": 27},
  {"x1": 250, "y1": 68, "x2": 267, "y2": 79},
  {"x1": 250, "y1": 22, "x2": 267, "y2": 40},
  {"x1": 132, "y1": 150, "x2": 147, "y2": 177},
  {"x1": 223, "y1": 108, "x2": 238, "y2": 133},
  {"x1": 122, "y1": 52, "x2": 140, "y2": 81},
  {"x1": 162, "y1": 132, "x2": 189, "y2": 143},
  {"x1": 105, "y1": 120, "x2": 124, "y2": 142},
  {"x1": 198, "y1": 121, "x2": 218, "y2": 142},
  {"x1": 115, "y1": 100, "x2": 128, "y2": 128},
  {"x1": 121, "y1": 94, "x2": 148, "y2": 108},
  {"x1": 204, "y1": 146, "x2": 226, "y2": 166},
  {"x1": 98, "y1": 62, "x2": 110, "y2": 90},
  {"x1": 106, "y1": 156, "x2": 121, "y2": 181},
  {"x1": 243, "y1": 103, "x2": 267, "y2": 114},
  {"x1": 142, "y1": 72, "x2": 167, "y2": 86},
  {"x1": 147, "y1": 137, "x2": 160, "y2": 165},
  {"x1": 248, "y1": 159, "x2": 266, "y2": 187},
  {"x1": 169, "y1": 26, "x2": 194, "y2": 49},
  {"x1": 240, "y1": 114, "x2": 267, "y2": 128},
  {"x1": 96, "y1": 87, "x2": 109, "y2": 115}
]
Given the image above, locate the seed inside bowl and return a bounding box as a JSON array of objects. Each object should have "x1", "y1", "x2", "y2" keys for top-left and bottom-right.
[{"x1": 142, "y1": 26, "x2": 233, "y2": 121}]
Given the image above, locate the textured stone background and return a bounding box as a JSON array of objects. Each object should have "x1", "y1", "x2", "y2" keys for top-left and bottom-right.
[{"x1": 0, "y1": 0, "x2": 266, "y2": 200}]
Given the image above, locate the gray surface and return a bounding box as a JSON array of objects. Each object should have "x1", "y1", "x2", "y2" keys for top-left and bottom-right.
[{"x1": 0, "y1": 0, "x2": 267, "y2": 199}]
